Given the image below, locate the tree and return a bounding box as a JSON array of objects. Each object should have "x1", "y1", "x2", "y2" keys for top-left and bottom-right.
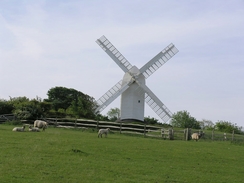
[
  {"x1": 46, "y1": 87, "x2": 77, "y2": 111},
  {"x1": 107, "y1": 107, "x2": 120, "y2": 121},
  {"x1": 198, "y1": 119, "x2": 215, "y2": 130},
  {"x1": 215, "y1": 121, "x2": 242, "y2": 134},
  {"x1": 144, "y1": 116, "x2": 159, "y2": 125},
  {"x1": 95, "y1": 114, "x2": 109, "y2": 121},
  {"x1": 10, "y1": 97, "x2": 44, "y2": 120},
  {"x1": 170, "y1": 110, "x2": 200, "y2": 129},
  {"x1": 46, "y1": 86, "x2": 96, "y2": 118},
  {"x1": 0, "y1": 99, "x2": 14, "y2": 114}
]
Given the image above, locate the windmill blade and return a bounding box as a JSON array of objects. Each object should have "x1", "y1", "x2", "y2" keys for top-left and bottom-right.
[
  {"x1": 135, "y1": 80, "x2": 172, "y2": 122},
  {"x1": 139, "y1": 43, "x2": 179, "y2": 79},
  {"x1": 96, "y1": 35, "x2": 133, "y2": 73},
  {"x1": 145, "y1": 93, "x2": 172, "y2": 122},
  {"x1": 95, "y1": 80, "x2": 131, "y2": 113}
]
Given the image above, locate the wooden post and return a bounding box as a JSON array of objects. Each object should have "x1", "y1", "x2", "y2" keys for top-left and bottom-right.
[
  {"x1": 232, "y1": 130, "x2": 234, "y2": 141},
  {"x1": 161, "y1": 128, "x2": 164, "y2": 139},
  {"x1": 120, "y1": 122, "x2": 122, "y2": 134},
  {"x1": 96, "y1": 120, "x2": 99, "y2": 130},
  {"x1": 144, "y1": 122, "x2": 146, "y2": 137},
  {"x1": 169, "y1": 129, "x2": 174, "y2": 140},
  {"x1": 75, "y1": 118, "x2": 77, "y2": 128},
  {"x1": 55, "y1": 117, "x2": 58, "y2": 127},
  {"x1": 186, "y1": 128, "x2": 189, "y2": 141}
]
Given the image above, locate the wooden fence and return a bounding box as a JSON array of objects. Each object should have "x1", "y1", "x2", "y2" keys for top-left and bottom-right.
[
  {"x1": 40, "y1": 118, "x2": 244, "y2": 141},
  {"x1": 0, "y1": 114, "x2": 15, "y2": 123},
  {"x1": 2, "y1": 115, "x2": 243, "y2": 141},
  {"x1": 45, "y1": 118, "x2": 194, "y2": 140},
  {"x1": 200, "y1": 130, "x2": 244, "y2": 141}
]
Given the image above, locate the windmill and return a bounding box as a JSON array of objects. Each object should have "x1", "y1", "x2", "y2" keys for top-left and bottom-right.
[{"x1": 95, "y1": 35, "x2": 178, "y2": 122}]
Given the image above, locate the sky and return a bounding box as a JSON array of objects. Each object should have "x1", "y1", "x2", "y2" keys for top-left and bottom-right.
[{"x1": 0, "y1": 0, "x2": 244, "y2": 127}]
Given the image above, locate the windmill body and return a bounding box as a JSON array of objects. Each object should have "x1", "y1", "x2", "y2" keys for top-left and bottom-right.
[
  {"x1": 95, "y1": 36, "x2": 179, "y2": 122},
  {"x1": 120, "y1": 66, "x2": 145, "y2": 121}
]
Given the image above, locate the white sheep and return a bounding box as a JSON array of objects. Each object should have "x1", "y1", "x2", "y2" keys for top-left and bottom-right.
[
  {"x1": 12, "y1": 125, "x2": 25, "y2": 132},
  {"x1": 191, "y1": 132, "x2": 203, "y2": 141},
  {"x1": 28, "y1": 125, "x2": 40, "y2": 132},
  {"x1": 98, "y1": 128, "x2": 110, "y2": 138},
  {"x1": 34, "y1": 120, "x2": 48, "y2": 131}
]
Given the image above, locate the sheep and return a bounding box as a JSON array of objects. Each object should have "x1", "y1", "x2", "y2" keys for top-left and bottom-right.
[
  {"x1": 98, "y1": 128, "x2": 110, "y2": 138},
  {"x1": 34, "y1": 120, "x2": 48, "y2": 131},
  {"x1": 28, "y1": 125, "x2": 40, "y2": 132},
  {"x1": 12, "y1": 125, "x2": 25, "y2": 132},
  {"x1": 191, "y1": 132, "x2": 204, "y2": 141}
]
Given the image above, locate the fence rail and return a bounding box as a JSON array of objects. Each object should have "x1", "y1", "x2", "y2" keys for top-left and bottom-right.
[
  {"x1": 1, "y1": 116, "x2": 244, "y2": 141},
  {"x1": 39, "y1": 118, "x2": 244, "y2": 141},
  {"x1": 0, "y1": 114, "x2": 15, "y2": 123}
]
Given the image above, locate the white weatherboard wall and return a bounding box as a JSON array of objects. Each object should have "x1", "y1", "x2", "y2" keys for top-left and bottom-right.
[{"x1": 120, "y1": 73, "x2": 145, "y2": 121}]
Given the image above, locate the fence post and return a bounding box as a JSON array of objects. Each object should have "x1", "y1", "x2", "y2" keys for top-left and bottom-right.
[
  {"x1": 144, "y1": 122, "x2": 146, "y2": 137},
  {"x1": 161, "y1": 128, "x2": 164, "y2": 139},
  {"x1": 169, "y1": 128, "x2": 174, "y2": 140},
  {"x1": 120, "y1": 122, "x2": 122, "y2": 134},
  {"x1": 75, "y1": 118, "x2": 77, "y2": 128},
  {"x1": 186, "y1": 128, "x2": 188, "y2": 141},
  {"x1": 55, "y1": 117, "x2": 58, "y2": 127},
  {"x1": 96, "y1": 120, "x2": 99, "y2": 130},
  {"x1": 232, "y1": 130, "x2": 234, "y2": 141}
]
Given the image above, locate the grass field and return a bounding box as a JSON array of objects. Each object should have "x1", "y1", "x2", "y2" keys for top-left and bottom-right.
[{"x1": 0, "y1": 124, "x2": 244, "y2": 183}]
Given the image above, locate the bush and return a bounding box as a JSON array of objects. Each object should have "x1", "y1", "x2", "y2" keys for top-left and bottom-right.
[
  {"x1": 4, "y1": 120, "x2": 23, "y2": 125},
  {"x1": 215, "y1": 121, "x2": 242, "y2": 134}
]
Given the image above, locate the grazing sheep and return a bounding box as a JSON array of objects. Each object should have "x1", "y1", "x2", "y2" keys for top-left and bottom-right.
[
  {"x1": 98, "y1": 128, "x2": 110, "y2": 138},
  {"x1": 191, "y1": 132, "x2": 203, "y2": 141},
  {"x1": 28, "y1": 125, "x2": 40, "y2": 132},
  {"x1": 34, "y1": 120, "x2": 48, "y2": 131},
  {"x1": 12, "y1": 125, "x2": 25, "y2": 132}
]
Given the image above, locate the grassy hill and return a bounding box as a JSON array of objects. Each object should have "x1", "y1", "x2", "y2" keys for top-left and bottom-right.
[{"x1": 0, "y1": 124, "x2": 244, "y2": 183}]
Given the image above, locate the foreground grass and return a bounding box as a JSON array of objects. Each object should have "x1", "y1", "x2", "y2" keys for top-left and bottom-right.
[{"x1": 0, "y1": 125, "x2": 244, "y2": 183}]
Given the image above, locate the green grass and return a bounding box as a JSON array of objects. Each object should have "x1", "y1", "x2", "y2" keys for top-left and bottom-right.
[{"x1": 1, "y1": 125, "x2": 244, "y2": 183}]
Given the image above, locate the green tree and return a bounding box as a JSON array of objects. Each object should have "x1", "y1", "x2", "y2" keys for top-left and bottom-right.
[
  {"x1": 95, "y1": 114, "x2": 109, "y2": 121},
  {"x1": 170, "y1": 110, "x2": 200, "y2": 129},
  {"x1": 46, "y1": 87, "x2": 75, "y2": 111},
  {"x1": 144, "y1": 116, "x2": 159, "y2": 125},
  {"x1": 46, "y1": 86, "x2": 96, "y2": 118},
  {"x1": 0, "y1": 99, "x2": 14, "y2": 114},
  {"x1": 198, "y1": 119, "x2": 215, "y2": 130},
  {"x1": 39, "y1": 101, "x2": 52, "y2": 117},
  {"x1": 215, "y1": 121, "x2": 242, "y2": 134},
  {"x1": 10, "y1": 97, "x2": 43, "y2": 120},
  {"x1": 107, "y1": 107, "x2": 120, "y2": 121}
]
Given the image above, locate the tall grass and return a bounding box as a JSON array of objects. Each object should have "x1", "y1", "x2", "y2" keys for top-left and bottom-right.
[{"x1": 0, "y1": 124, "x2": 244, "y2": 183}]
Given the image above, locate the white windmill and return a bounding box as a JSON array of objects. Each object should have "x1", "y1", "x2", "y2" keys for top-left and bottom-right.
[{"x1": 95, "y1": 35, "x2": 178, "y2": 122}]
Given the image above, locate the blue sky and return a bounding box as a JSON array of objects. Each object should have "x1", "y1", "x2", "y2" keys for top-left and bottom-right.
[{"x1": 0, "y1": 0, "x2": 244, "y2": 127}]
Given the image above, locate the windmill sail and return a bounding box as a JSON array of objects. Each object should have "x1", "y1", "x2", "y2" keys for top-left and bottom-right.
[
  {"x1": 139, "y1": 43, "x2": 179, "y2": 79},
  {"x1": 96, "y1": 36, "x2": 133, "y2": 73},
  {"x1": 135, "y1": 80, "x2": 172, "y2": 122},
  {"x1": 95, "y1": 80, "x2": 132, "y2": 112},
  {"x1": 145, "y1": 93, "x2": 172, "y2": 122}
]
